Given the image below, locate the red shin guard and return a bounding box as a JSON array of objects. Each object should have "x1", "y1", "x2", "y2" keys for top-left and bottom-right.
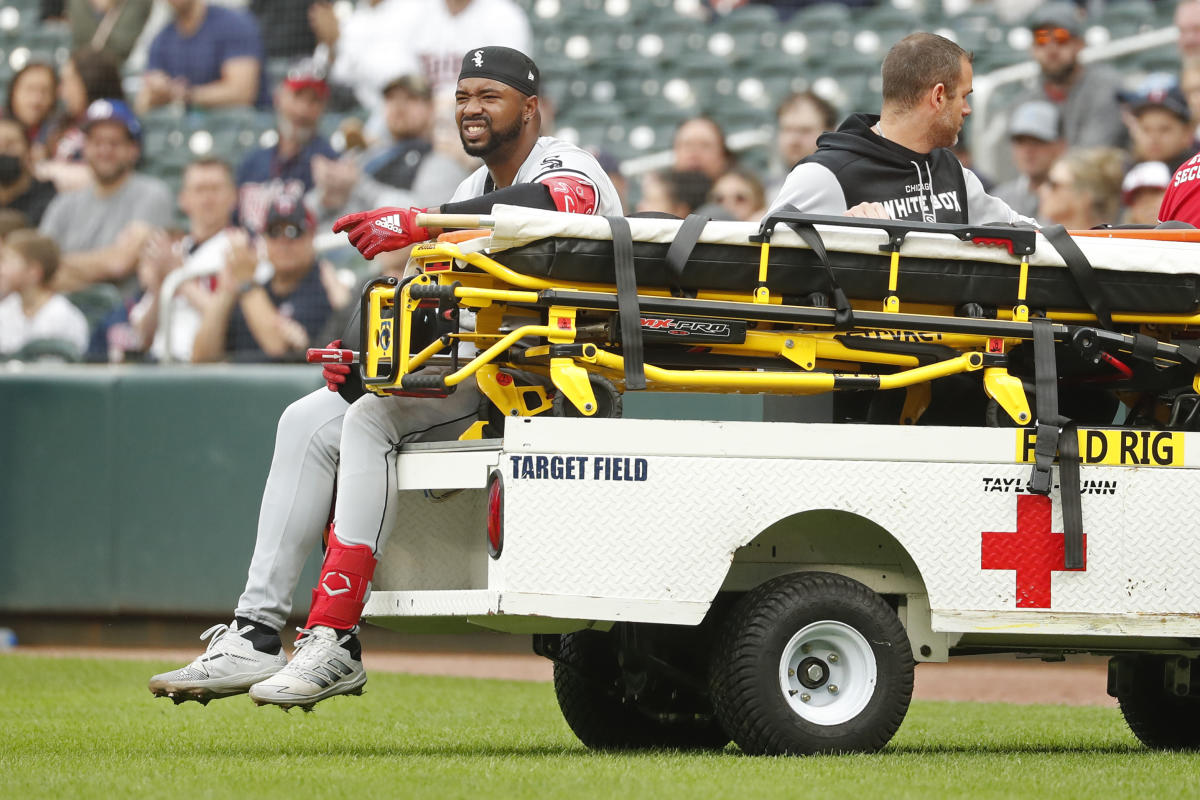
[{"x1": 306, "y1": 530, "x2": 377, "y2": 630}]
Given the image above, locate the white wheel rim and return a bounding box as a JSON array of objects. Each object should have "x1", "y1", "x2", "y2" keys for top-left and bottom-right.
[{"x1": 778, "y1": 620, "x2": 877, "y2": 726}]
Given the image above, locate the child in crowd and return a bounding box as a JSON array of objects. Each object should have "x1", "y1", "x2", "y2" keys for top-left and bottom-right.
[{"x1": 0, "y1": 229, "x2": 89, "y2": 358}]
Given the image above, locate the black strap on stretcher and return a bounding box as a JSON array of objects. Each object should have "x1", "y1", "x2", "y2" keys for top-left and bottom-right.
[
  {"x1": 1040, "y1": 224, "x2": 1114, "y2": 330},
  {"x1": 753, "y1": 208, "x2": 854, "y2": 328},
  {"x1": 789, "y1": 223, "x2": 854, "y2": 329},
  {"x1": 1027, "y1": 317, "x2": 1085, "y2": 570},
  {"x1": 607, "y1": 215, "x2": 646, "y2": 390},
  {"x1": 665, "y1": 213, "x2": 710, "y2": 298}
]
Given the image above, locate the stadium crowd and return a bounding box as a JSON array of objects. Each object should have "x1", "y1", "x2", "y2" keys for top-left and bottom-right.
[{"x1": 1, "y1": 0, "x2": 1198, "y2": 363}]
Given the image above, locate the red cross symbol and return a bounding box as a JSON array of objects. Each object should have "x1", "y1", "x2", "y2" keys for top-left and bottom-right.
[{"x1": 981, "y1": 494, "x2": 1086, "y2": 609}]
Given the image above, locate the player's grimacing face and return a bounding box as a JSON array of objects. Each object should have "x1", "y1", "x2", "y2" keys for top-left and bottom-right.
[{"x1": 455, "y1": 78, "x2": 526, "y2": 157}]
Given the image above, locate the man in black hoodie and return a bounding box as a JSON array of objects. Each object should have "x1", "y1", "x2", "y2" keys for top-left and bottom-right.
[{"x1": 769, "y1": 32, "x2": 1031, "y2": 226}]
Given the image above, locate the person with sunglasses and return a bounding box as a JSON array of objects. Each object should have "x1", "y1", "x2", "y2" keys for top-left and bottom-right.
[{"x1": 1007, "y1": 4, "x2": 1125, "y2": 160}]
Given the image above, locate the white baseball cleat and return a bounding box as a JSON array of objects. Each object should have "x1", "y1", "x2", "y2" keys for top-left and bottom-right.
[
  {"x1": 149, "y1": 621, "x2": 286, "y2": 704},
  {"x1": 248, "y1": 626, "x2": 366, "y2": 710}
]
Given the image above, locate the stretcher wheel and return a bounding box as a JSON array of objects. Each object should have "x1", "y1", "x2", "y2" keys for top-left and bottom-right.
[
  {"x1": 551, "y1": 374, "x2": 622, "y2": 418},
  {"x1": 552, "y1": 629, "x2": 728, "y2": 751},
  {"x1": 709, "y1": 571, "x2": 913, "y2": 755},
  {"x1": 1113, "y1": 655, "x2": 1200, "y2": 750}
]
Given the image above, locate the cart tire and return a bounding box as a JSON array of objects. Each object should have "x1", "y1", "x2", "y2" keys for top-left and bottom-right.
[
  {"x1": 1115, "y1": 655, "x2": 1200, "y2": 750},
  {"x1": 709, "y1": 571, "x2": 913, "y2": 756},
  {"x1": 551, "y1": 374, "x2": 622, "y2": 418},
  {"x1": 553, "y1": 630, "x2": 728, "y2": 751}
]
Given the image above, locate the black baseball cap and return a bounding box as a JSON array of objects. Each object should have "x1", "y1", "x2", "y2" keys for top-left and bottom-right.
[
  {"x1": 458, "y1": 46, "x2": 539, "y2": 96},
  {"x1": 264, "y1": 196, "x2": 315, "y2": 238}
]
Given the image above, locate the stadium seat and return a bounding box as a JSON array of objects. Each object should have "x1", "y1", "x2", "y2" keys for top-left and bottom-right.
[
  {"x1": 1095, "y1": 0, "x2": 1157, "y2": 39},
  {"x1": 11, "y1": 338, "x2": 82, "y2": 363},
  {"x1": 66, "y1": 284, "x2": 124, "y2": 334}
]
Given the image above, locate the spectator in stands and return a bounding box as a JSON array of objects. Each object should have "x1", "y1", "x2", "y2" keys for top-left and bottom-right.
[
  {"x1": 1125, "y1": 80, "x2": 1196, "y2": 172},
  {"x1": 1037, "y1": 147, "x2": 1125, "y2": 230},
  {"x1": 1010, "y1": 4, "x2": 1126, "y2": 152},
  {"x1": 710, "y1": 168, "x2": 767, "y2": 222},
  {"x1": 67, "y1": 0, "x2": 153, "y2": 65},
  {"x1": 37, "y1": 47, "x2": 126, "y2": 192},
  {"x1": 0, "y1": 119, "x2": 57, "y2": 226},
  {"x1": 250, "y1": 0, "x2": 319, "y2": 60},
  {"x1": 308, "y1": 74, "x2": 466, "y2": 230},
  {"x1": 1120, "y1": 161, "x2": 1171, "y2": 226},
  {"x1": 38, "y1": 99, "x2": 173, "y2": 293},
  {"x1": 992, "y1": 100, "x2": 1064, "y2": 221},
  {"x1": 127, "y1": 157, "x2": 239, "y2": 362},
  {"x1": 770, "y1": 90, "x2": 838, "y2": 194},
  {"x1": 6, "y1": 62, "x2": 58, "y2": 144},
  {"x1": 192, "y1": 197, "x2": 343, "y2": 363},
  {"x1": 673, "y1": 116, "x2": 734, "y2": 181},
  {"x1": 318, "y1": 0, "x2": 531, "y2": 147},
  {"x1": 313, "y1": 0, "x2": 414, "y2": 116},
  {"x1": 636, "y1": 169, "x2": 712, "y2": 218},
  {"x1": 1178, "y1": 0, "x2": 1200, "y2": 62},
  {"x1": 236, "y1": 66, "x2": 337, "y2": 235},
  {"x1": 408, "y1": 0, "x2": 532, "y2": 93},
  {"x1": 1180, "y1": 60, "x2": 1200, "y2": 141},
  {"x1": 0, "y1": 230, "x2": 89, "y2": 359},
  {"x1": 136, "y1": 0, "x2": 267, "y2": 113}
]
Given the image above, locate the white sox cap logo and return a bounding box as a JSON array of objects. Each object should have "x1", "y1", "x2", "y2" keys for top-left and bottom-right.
[
  {"x1": 375, "y1": 213, "x2": 405, "y2": 234},
  {"x1": 321, "y1": 572, "x2": 352, "y2": 596},
  {"x1": 473, "y1": 50, "x2": 484, "y2": 68}
]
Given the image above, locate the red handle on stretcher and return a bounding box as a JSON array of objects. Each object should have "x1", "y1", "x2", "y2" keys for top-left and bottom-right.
[
  {"x1": 305, "y1": 348, "x2": 358, "y2": 364},
  {"x1": 971, "y1": 236, "x2": 1018, "y2": 254}
]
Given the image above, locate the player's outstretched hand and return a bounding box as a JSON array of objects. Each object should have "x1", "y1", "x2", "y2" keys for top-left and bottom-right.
[
  {"x1": 322, "y1": 339, "x2": 351, "y2": 391},
  {"x1": 332, "y1": 206, "x2": 429, "y2": 260}
]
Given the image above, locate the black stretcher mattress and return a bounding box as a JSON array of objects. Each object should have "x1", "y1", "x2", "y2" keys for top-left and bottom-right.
[{"x1": 488, "y1": 237, "x2": 1200, "y2": 314}]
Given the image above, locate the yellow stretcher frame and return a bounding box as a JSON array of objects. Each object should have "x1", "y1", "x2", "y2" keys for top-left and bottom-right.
[{"x1": 359, "y1": 228, "x2": 1200, "y2": 435}]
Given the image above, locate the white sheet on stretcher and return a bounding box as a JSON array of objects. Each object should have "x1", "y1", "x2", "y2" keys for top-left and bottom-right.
[{"x1": 482, "y1": 205, "x2": 1200, "y2": 277}]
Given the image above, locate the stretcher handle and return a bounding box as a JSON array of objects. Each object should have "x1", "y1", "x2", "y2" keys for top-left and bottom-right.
[
  {"x1": 753, "y1": 210, "x2": 1037, "y2": 255},
  {"x1": 305, "y1": 348, "x2": 358, "y2": 364},
  {"x1": 416, "y1": 213, "x2": 496, "y2": 230}
]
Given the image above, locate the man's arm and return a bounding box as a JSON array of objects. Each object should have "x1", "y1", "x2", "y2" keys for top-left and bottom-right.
[
  {"x1": 191, "y1": 282, "x2": 237, "y2": 362},
  {"x1": 962, "y1": 168, "x2": 1038, "y2": 226},
  {"x1": 52, "y1": 222, "x2": 154, "y2": 292},
  {"x1": 187, "y1": 57, "x2": 260, "y2": 108},
  {"x1": 765, "y1": 162, "x2": 848, "y2": 217}
]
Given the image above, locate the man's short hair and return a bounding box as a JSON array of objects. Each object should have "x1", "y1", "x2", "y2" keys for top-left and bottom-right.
[
  {"x1": 6, "y1": 229, "x2": 61, "y2": 286},
  {"x1": 658, "y1": 169, "x2": 712, "y2": 214},
  {"x1": 882, "y1": 33, "x2": 973, "y2": 112},
  {"x1": 777, "y1": 90, "x2": 838, "y2": 130},
  {"x1": 183, "y1": 156, "x2": 235, "y2": 182}
]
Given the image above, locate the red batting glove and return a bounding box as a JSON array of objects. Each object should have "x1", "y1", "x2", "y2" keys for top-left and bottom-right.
[
  {"x1": 321, "y1": 339, "x2": 351, "y2": 391},
  {"x1": 332, "y1": 206, "x2": 429, "y2": 260}
]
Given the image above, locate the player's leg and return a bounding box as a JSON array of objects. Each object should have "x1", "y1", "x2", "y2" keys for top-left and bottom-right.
[
  {"x1": 149, "y1": 388, "x2": 348, "y2": 703},
  {"x1": 249, "y1": 382, "x2": 479, "y2": 709}
]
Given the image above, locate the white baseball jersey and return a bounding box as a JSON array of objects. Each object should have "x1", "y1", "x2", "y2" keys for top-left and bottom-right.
[{"x1": 448, "y1": 136, "x2": 624, "y2": 217}]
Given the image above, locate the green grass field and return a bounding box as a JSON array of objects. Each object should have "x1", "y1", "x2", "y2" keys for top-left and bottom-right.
[{"x1": 1, "y1": 655, "x2": 1196, "y2": 800}]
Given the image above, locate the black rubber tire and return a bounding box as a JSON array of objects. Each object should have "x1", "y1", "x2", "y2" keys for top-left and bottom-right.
[
  {"x1": 1116, "y1": 655, "x2": 1200, "y2": 750},
  {"x1": 553, "y1": 630, "x2": 728, "y2": 751},
  {"x1": 551, "y1": 374, "x2": 623, "y2": 418},
  {"x1": 709, "y1": 571, "x2": 913, "y2": 756}
]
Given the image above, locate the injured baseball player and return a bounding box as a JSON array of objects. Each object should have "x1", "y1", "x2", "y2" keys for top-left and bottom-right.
[{"x1": 148, "y1": 46, "x2": 621, "y2": 707}]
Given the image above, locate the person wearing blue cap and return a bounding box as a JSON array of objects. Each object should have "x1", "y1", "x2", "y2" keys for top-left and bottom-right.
[{"x1": 37, "y1": 99, "x2": 172, "y2": 293}]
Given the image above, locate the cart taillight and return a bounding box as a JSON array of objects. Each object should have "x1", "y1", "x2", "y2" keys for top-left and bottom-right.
[{"x1": 487, "y1": 471, "x2": 503, "y2": 559}]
